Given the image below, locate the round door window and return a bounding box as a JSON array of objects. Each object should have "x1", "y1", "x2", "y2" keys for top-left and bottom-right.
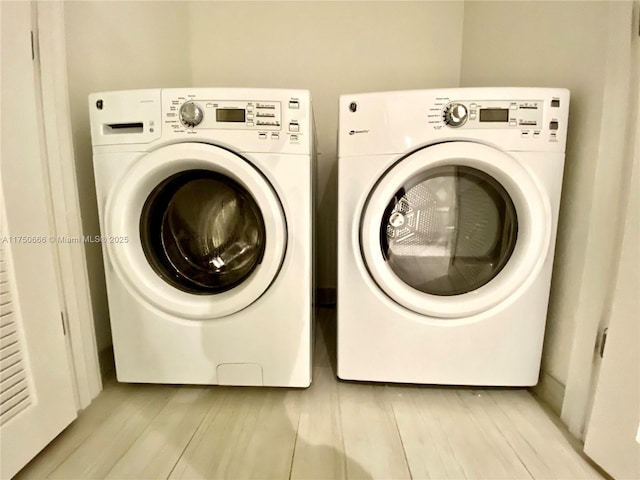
[
  {"x1": 380, "y1": 165, "x2": 518, "y2": 296},
  {"x1": 140, "y1": 169, "x2": 266, "y2": 294}
]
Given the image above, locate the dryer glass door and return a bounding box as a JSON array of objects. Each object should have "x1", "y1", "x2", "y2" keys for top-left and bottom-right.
[
  {"x1": 381, "y1": 165, "x2": 518, "y2": 296},
  {"x1": 140, "y1": 169, "x2": 266, "y2": 294},
  {"x1": 360, "y1": 142, "x2": 550, "y2": 318}
]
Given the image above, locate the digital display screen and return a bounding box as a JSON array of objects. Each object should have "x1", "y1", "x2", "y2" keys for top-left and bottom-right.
[
  {"x1": 216, "y1": 108, "x2": 246, "y2": 123},
  {"x1": 480, "y1": 108, "x2": 509, "y2": 123}
]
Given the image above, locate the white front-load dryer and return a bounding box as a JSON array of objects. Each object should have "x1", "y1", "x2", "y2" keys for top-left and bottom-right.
[
  {"x1": 337, "y1": 87, "x2": 569, "y2": 386},
  {"x1": 89, "y1": 88, "x2": 314, "y2": 387}
]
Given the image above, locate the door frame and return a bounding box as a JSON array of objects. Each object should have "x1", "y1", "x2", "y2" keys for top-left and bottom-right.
[
  {"x1": 34, "y1": 2, "x2": 101, "y2": 409},
  {"x1": 560, "y1": 1, "x2": 639, "y2": 439}
]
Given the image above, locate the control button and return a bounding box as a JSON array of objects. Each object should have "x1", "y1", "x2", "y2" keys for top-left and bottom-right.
[
  {"x1": 289, "y1": 122, "x2": 300, "y2": 132},
  {"x1": 551, "y1": 99, "x2": 560, "y2": 107},
  {"x1": 470, "y1": 103, "x2": 477, "y2": 109},
  {"x1": 247, "y1": 122, "x2": 254, "y2": 127},
  {"x1": 509, "y1": 119, "x2": 517, "y2": 126},
  {"x1": 470, "y1": 113, "x2": 477, "y2": 121},
  {"x1": 289, "y1": 100, "x2": 299, "y2": 109},
  {"x1": 510, "y1": 102, "x2": 518, "y2": 110},
  {"x1": 533, "y1": 131, "x2": 541, "y2": 138},
  {"x1": 259, "y1": 133, "x2": 267, "y2": 139},
  {"x1": 549, "y1": 121, "x2": 559, "y2": 130},
  {"x1": 271, "y1": 133, "x2": 279, "y2": 140},
  {"x1": 179, "y1": 101, "x2": 204, "y2": 127},
  {"x1": 443, "y1": 103, "x2": 468, "y2": 127},
  {"x1": 521, "y1": 131, "x2": 530, "y2": 138},
  {"x1": 290, "y1": 134, "x2": 299, "y2": 142},
  {"x1": 206, "y1": 103, "x2": 214, "y2": 108},
  {"x1": 247, "y1": 114, "x2": 254, "y2": 119}
]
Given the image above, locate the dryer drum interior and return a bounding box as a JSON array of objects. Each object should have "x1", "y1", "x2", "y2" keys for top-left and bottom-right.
[
  {"x1": 380, "y1": 165, "x2": 518, "y2": 296},
  {"x1": 140, "y1": 169, "x2": 266, "y2": 294}
]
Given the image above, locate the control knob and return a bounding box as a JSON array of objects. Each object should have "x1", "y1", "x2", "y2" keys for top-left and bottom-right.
[
  {"x1": 179, "y1": 101, "x2": 203, "y2": 127},
  {"x1": 443, "y1": 103, "x2": 468, "y2": 128}
]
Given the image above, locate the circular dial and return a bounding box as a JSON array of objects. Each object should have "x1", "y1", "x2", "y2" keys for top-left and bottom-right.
[
  {"x1": 443, "y1": 103, "x2": 468, "y2": 128},
  {"x1": 179, "y1": 102, "x2": 204, "y2": 128}
]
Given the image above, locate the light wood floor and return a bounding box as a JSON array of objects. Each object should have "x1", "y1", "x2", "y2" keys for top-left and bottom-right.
[{"x1": 16, "y1": 309, "x2": 603, "y2": 480}]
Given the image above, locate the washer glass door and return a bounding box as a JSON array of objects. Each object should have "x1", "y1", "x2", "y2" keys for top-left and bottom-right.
[
  {"x1": 382, "y1": 165, "x2": 518, "y2": 296},
  {"x1": 106, "y1": 143, "x2": 287, "y2": 319},
  {"x1": 140, "y1": 170, "x2": 266, "y2": 294}
]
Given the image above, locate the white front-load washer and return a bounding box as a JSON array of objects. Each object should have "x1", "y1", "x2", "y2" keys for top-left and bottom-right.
[
  {"x1": 89, "y1": 88, "x2": 314, "y2": 387},
  {"x1": 337, "y1": 87, "x2": 569, "y2": 386}
]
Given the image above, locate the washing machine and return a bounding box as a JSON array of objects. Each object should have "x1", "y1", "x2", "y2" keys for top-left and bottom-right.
[
  {"x1": 337, "y1": 87, "x2": 569, "y2": 386},
  {"x1": 89, "y1": 88, "x2": 314, "y2": 387}
]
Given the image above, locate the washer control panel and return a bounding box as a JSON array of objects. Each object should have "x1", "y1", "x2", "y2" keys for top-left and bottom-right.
[
  {"x1": 89, "y1": 89, "x2": 312, "y2": 151},
  {"x1": 168, "y1": 98, "x2": 283, "y2": 131},
  {"x1": 163, "y1": 92, "x2": 307, "y2": 145}
]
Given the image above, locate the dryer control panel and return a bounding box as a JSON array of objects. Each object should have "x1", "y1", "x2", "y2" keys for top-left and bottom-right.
[
  {"x1": 440, "y1": 99, "x2": 546, "y2": 130},
  {"x1": 434, "y1": 98, "x2": 563, "y2": 143},
  {"x1": 339, "y1": 88, "x2": 570, "y2": 156},
  {"x1": 428, "y1": 94, "x2": 566, "y2": 143}
]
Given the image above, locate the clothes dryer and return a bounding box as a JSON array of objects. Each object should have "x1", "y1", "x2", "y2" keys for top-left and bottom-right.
[
  {"x1": 337, "y1": 88, "x2": 569, "y2": 386},
  {"x1": 90, "y1": 88, "x2": 314, "y2": 386}
]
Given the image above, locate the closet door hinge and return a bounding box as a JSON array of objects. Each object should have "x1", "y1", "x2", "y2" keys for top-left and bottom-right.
[{"x1": 598, "y1": 327, "x2": 608, "y2": 358}]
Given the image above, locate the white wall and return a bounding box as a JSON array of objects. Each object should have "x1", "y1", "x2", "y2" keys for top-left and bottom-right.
[
  {"x1": 460, "y1": 0, "x2": 635, "y2": 415},
  {"x1": 64, "y1": 1, "x2": 192, "y2": 353},
  {"x1": 187, "y1": 1, "x2": 465, "y2": 292}
]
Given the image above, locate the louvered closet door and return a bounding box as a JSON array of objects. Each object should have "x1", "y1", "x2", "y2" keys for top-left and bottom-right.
[
  {"x1": 0, "y1": 243, "x2": 33, "y2": 425},
  {"x1": 0, "y1": 210, "x2": 77, "y2": 479},
  {"x1": 0, "y1": 2, "x2": 77, "y2": 477}
]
